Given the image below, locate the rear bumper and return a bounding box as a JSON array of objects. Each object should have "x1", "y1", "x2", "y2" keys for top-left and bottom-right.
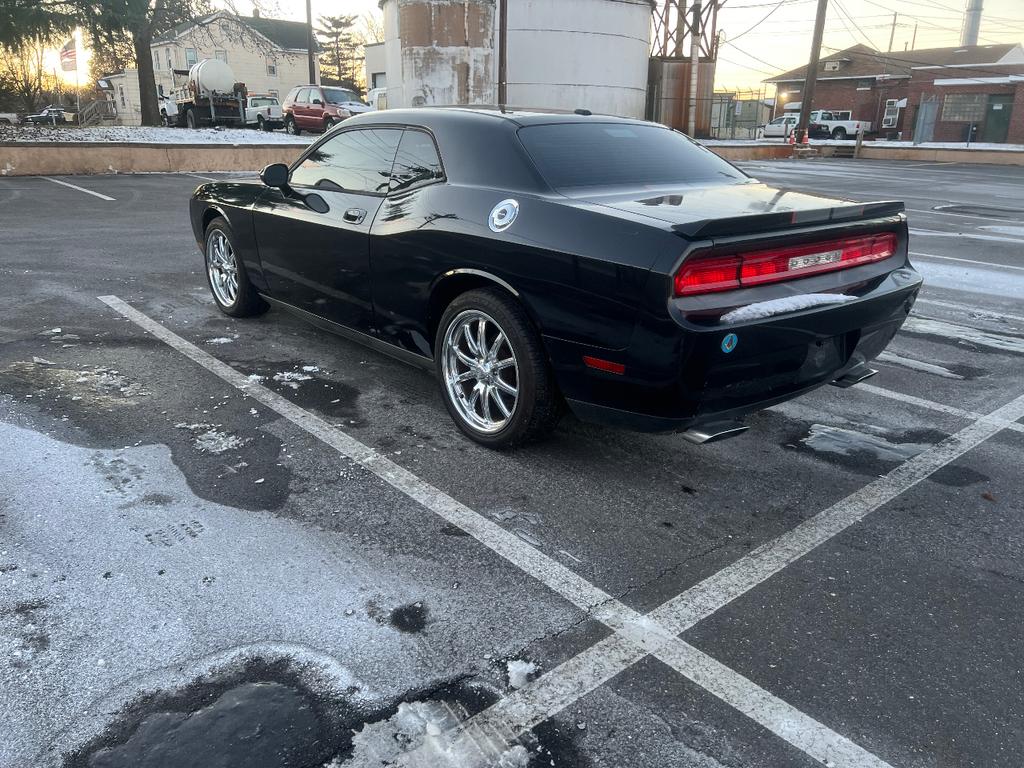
[{"x1": 547, "y1": 267, "x2": 922, "y2": 433}]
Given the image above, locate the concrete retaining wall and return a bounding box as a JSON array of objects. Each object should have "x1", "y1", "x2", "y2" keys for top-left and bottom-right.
[
  {"x1": 0, "y1": 143, "x2": 301, "y2": 177},
  {"x1": 1, "y1": 139, "x2": 1022, "y2": 177}
]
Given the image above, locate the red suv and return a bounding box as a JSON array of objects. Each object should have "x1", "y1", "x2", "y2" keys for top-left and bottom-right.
[{"x1": 282, "y1": 85, "x2": 366, "y2": 135}]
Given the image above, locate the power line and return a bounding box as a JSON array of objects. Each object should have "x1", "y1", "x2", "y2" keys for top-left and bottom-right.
[{"x1": 721, "y1": 0, "x2": 790, "y2": 43}]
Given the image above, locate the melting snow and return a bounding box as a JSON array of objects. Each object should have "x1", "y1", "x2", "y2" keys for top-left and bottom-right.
[
  {"x1": 720, "y1": 294, "x2": 854, "y2": 324},
  {"x1": 1, "y1": 124, "x2": 308, "y2": 145},
  {"x1": 802, "y1": 424, "x2": 930, "y2": 462},
  {"x1": 273, "y1": 371, "x2": 313, "y2": 389},
  {"x1": 205, "y1": 336, "x2": 237, "y2": 345},
  {"x1": 506, "y1": 660, "x2": 538, "y2": 690},
  {"x1": 876, "y1": 351, "x2": 964, "y2": 379},
  {"x1": 340, "y1": 700, "x2": 530, "y2": 768},
  {"x1": 174, "y1": 423, "x2": 247, "y2": 454}
]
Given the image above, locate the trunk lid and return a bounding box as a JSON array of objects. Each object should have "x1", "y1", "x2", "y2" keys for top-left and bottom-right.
[{"x1": 569, "y1": 182, "x2": 904, "y2": 239}]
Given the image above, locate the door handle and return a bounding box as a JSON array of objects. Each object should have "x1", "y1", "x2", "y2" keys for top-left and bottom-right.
[{"x1": 343, "y1": 208, "x2": 366, "y2": 225}]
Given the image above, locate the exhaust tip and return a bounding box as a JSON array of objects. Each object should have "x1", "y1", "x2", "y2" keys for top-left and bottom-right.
[
  {"x1": 830, "y1": 364, "x2": 879, "y2": 389},
  {"x1": 682, "y1": 421, "x2": 750, "y2": 445}
]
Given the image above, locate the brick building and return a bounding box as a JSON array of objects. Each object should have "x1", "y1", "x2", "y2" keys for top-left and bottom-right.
[{"x1": 766, "y1": 43, "x2": 1024, "y2": 143}]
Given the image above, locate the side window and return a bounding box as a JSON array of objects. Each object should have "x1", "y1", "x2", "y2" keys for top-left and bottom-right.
[
  {"x1": 299, "y1": 88, "x2": 312, "y2": 104},
  {"x1": 769, "y1": 117, "x2": 784, "y2": 125},
  {"x1": 390, "y1": 130, "x2": 444, "y2": 193},
  {"x1": 291, "y1": 129, "x2": 402, "y2": 195}
]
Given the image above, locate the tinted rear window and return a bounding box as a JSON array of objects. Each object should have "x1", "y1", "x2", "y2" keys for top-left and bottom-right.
[{"x1": 518, "y1": 123, "x2": 746, "y2": 191}]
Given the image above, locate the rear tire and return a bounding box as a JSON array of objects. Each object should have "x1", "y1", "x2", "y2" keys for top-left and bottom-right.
[
  {"x1": 435, "y1": 288, "x2": 562, "y2": 448},
  {"x1": 285, "y1": 115, "x2": 300, "y2": 135},
  {"x1": 258, "y1": 115, "x2": 272, "y2": 132},
  {"x1": 203, "y1": 217, "x2": 268, "y2": 318},
  {"x1": 832, "y1": 127, "x2": 848, "y2": 140},
  {"x1": 185, "y1": 108, "x2": 198, "y2": 129}
]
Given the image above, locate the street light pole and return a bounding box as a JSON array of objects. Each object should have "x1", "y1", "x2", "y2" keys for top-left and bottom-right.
[{"x1": 795, "y1": 0, "x2": 828, "y2": 144}]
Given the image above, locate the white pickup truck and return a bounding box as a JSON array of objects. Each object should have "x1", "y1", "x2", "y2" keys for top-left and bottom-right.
[
  {"x1": 244, "y1": 95, "x2": 284, "y2": 131},
  {"x1": 0, "y1": 112, "x2": 19, "y2": 125},
  {"x1": 807, "y1": 110, "x2": 872, "y2": 140}
]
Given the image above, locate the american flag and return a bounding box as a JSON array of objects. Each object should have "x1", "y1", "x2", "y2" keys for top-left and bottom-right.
[{"x1": 59, "y1": 38, "x2": 76, "y2": 71}]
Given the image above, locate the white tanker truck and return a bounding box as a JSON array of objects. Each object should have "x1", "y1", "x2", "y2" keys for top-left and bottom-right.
[{"x1": 172, "y1": 59, "x2": 247, "y2": 129}]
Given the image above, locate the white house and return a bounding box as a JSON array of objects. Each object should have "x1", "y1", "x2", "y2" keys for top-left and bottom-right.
[{"x1": 105, "y1": 11, "x2": 319, "y2": 126}]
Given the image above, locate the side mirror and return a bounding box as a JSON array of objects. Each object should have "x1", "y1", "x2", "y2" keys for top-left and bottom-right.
[{"x1": 260, "y1": 163, "x2": 290, "y2": 189}]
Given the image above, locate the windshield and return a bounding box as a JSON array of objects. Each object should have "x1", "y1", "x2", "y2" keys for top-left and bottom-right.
[
  {"x1": 250, "y1": 97, "x2": 278, "y2": 107},
  {"x1": 518, "y1": 122, "x2": 747, "y2": 191},
  {"x1": 322, "y1": 88, "x2": 364, "y2": 105}
]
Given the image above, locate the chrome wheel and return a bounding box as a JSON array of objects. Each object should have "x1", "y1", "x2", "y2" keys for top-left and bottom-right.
[
  {"x1": 206, "y1": 229, "x2": 239, "y2": 307},
  {"x1": 442, "y1": 310, "x2": 519, "y2": 434}
]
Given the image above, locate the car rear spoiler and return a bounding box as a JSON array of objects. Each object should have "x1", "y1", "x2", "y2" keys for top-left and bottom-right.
[{"x1": 671, "y1": 200, "x2": 905, "y2": 239}]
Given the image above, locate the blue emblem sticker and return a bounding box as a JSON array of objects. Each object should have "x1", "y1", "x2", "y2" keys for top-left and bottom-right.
[{"x1": 721, "y1": 333, "x2": 738, "y2": 354}]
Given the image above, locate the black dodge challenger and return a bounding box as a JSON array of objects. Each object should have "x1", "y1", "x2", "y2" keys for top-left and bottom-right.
[{"x1": 190, "y1": 107, "x2": 921, "y2": 448}]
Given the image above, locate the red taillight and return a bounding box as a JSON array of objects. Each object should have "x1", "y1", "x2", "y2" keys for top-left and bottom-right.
[{"x1": 674, "y1": 232, "x2": 897, "y2": 297}]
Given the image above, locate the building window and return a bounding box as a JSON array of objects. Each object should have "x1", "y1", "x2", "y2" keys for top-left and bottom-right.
[
  {"x1": 185, "y1": 48, "x2": 198, "y2": 67},
  {"x1": 372, "y1": 73, "x2": 387, "y2": 89},
  {"x1": 857, "y1": 79, "x2": 873, "y2": 88},
  {"x1": 214, "y1": 50, "x2": 227, "y2": 63},
  {"x1": 268, "y1": 89, "x2": 279, "y2": 98},
  {"x1": 266, "y1": 58, "x2": 278, "y2": 77},
  {"x1": 165, "y1": 47, "x2": 173, "y2": 70},
  {"x1": 153, "y1": 51, "x2": 160, "y2": 70},
  {"x1": 119, "y1": 86, "x2": 126, "y2": 108},
  {"x1": 941, "y1": 93, "x2": 986, "y2": 122}
]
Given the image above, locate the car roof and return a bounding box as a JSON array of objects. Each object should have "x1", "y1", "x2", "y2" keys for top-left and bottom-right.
[{"x1": 350, "y1": 105, "x2": 654, "y2": 129}]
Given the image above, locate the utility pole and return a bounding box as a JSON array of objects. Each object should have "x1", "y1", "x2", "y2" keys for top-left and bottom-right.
[
  {"x1": 498, "y1": 0, "x2": 508, "y2": 106},
  {"x1": 306, "y1": 0, "x2": 317, "y2": 84},
  {"x1": 887, "y1": 12, "x2": 897, "y2": 52},
  {"x1": 911, "y1": 22, "x2": 918, "y2": 49},
  {"x1": 688, "y1": 0, "x2": 702, "y2": 136},
  {"x1": 795, "y1": 0, "x2": 828, "y2": 144}
]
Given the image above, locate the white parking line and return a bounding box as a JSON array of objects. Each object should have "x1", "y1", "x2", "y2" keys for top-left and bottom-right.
[
  {"x1": 911, "y1": 251, "x2": 1024, "y2": 273},
  {"x1": 914, "y1": 298, "x2": 1024, "y2": 327},
  {"x1": 183, "y1": 172, "x2": 220, "y2": 182},
  {"x1": 902, "y1": 316, "x2": 1024, "y2": 355},
  {"x1": 98, "y1": 295, "x2": 1024, "y2": 768},
  {"x1": 99, "y1": 294, "x2": 898, "y2": 768},
  {"x1": 43, "y1": 177, "x2": 115, "y2": 201},
  {"x1": 859, "y1": 383, "x2": 1024, "y2": 436}
]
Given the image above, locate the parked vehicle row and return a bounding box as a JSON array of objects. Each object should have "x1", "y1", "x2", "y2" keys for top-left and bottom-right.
[{"x1": 760, "y1": 109, "x2": 873, "y2": 140}]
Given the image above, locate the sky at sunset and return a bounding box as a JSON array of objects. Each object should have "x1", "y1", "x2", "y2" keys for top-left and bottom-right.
[{"x1": 50, "y1": 0, "x2": 1024, "y2": 92}]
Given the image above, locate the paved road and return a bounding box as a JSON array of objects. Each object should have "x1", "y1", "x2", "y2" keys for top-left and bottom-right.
[{"x1": 1, "y1": 159, "x2": 1022, "y2": 768}]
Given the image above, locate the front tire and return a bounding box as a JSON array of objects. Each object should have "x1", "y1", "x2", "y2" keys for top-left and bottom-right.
[
  {"x1": 324, "y1": 117, "x2": 336, "y2": 131},
  {"x1": 435, "y1": 289, "x2": 562, "y2": 448},
  {"x1": 203, "y1": 217, "x2": 267, "y2": 318},
  {"x1": 285, "y1": 115, "x2": 300, "y2": 135}
]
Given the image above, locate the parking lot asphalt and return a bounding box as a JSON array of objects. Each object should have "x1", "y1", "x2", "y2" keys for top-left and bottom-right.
[{"x1": 1, "y1": 158, "x2": 1023, "y2": 768}]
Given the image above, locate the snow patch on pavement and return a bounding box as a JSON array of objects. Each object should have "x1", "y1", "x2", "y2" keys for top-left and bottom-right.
[
  {"x1": 174, "y1": 422, "x2": 248, "y2": 453},
  {"x1": 0, "y1": 124, "x2": 309, "y2": 145},
  {"x1": 506, "y1": 659, "x2": 538, "y2": 690},
  {"x1": 876, "y1": 351, "x2": 965, "y2": 379},
  {"x1": 802, "y1": 424, "x2": 931, "y2": 462},
  {"x1": 341, "y1": 700, "x2": 530, "y2": 768},
  {"x1": 273, "y1": 370, "x2": 314, "y2": 389}
]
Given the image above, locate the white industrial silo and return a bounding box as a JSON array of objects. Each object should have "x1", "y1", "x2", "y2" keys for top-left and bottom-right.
[
  {"x1": 504, "y1": 0, "x2": 653, "y2": 118},
  {"x1": 379, "y1": 0, "x2": 654, "y2": 119}
]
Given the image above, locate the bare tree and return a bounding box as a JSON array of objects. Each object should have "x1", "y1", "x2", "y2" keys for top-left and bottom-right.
[{"x1": 0, "y1": 36, "x2": 57, "y2": 113}]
